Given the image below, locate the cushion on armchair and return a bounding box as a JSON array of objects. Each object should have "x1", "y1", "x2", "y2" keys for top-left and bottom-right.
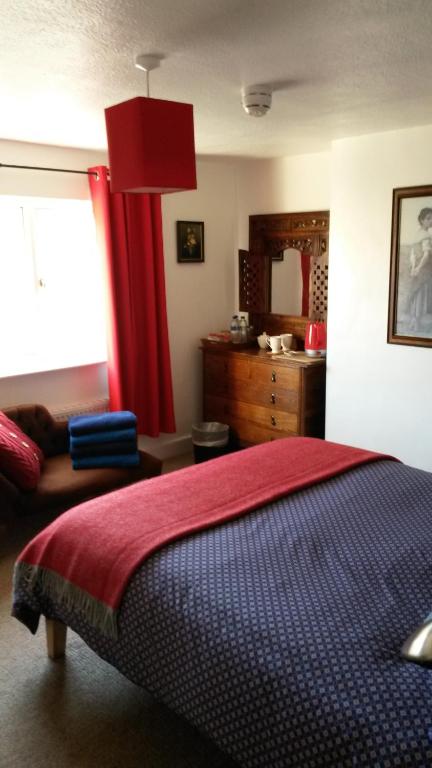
[
  {"x1": 32, "y1": 451, "x2": 162, "y2": 512},
  {"x1": 0, "y1": 411, "x2": 44, "y2": 491},
  {"x1": 3, "y1": 404, "x2": 69, "y2": 457}
]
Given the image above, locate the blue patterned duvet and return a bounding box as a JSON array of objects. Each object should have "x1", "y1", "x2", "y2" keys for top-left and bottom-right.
[{"x1": 13, "y1": 460, "x2": 432, "y2": 767}]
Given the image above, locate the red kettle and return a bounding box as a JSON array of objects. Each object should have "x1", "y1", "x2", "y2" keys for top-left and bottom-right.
[{"x1": 304, "y1": 321, "x2": 326, "y2": 357}]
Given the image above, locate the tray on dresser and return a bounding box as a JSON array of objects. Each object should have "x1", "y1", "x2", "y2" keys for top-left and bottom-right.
[
  {"x1": 201, "y1": 338, "x2": 256, "y2": 350},
  {"x1": 269, "y1": 351, "x2": 326, "y2": 364}
]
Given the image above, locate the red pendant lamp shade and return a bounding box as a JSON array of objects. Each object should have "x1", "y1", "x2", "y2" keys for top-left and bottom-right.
[{"x1": 105, "y1": 96, "x2": 197, "y2": 194}]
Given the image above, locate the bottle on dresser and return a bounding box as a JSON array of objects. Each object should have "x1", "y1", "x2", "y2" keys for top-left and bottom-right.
[
  {"x1": 230, "y1": 315, "x2": 241, "y2": 343},
  {"x1": 239, "y1": 315, "x2": 248, "y2": 343}
]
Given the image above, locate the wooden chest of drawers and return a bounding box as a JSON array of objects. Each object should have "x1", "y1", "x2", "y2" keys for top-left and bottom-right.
[{"x1": 202, "y1": 345, "x2": 326, "y2": 446}]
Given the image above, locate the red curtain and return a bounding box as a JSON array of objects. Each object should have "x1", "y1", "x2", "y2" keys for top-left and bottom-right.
[{"x1": 88, "y1": 165, "x2": 176, "y2": 436}]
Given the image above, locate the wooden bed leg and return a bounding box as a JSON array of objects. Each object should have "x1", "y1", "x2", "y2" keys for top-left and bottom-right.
[{"x1": 45, "y1": 618, "x2": 67, "y2": 660}]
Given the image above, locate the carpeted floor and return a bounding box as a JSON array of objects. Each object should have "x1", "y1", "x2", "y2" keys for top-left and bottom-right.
[{"x1": 0, "y1": 453, "x2": 237, "y2": 768}]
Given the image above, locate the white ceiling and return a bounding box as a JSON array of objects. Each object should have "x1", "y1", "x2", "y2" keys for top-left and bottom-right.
[{"x1": 2, "y1": 0, "x2": 432, "y2": 158}]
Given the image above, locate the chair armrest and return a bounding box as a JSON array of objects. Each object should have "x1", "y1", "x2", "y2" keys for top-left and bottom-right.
[
  {"x1": 138, "y1": 450, "x2": 162, "y2": 479},
  {"x1": 48, "y1": 419, "x2": 70, "y2": 456},
  {"x1": 0, "y1": 472, "x2": 23, "y2": 522}
]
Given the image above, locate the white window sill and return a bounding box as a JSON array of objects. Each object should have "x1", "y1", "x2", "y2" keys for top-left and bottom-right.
[{"x1": 0, "y1": 355, "x2": 107, "y2": 380}]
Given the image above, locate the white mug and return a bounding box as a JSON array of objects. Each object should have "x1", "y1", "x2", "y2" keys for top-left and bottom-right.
[
  {"x1": 266, "y1": 335, "x2": 282, "y2": 353},
  {"x1": 257, "y1": 333, "x2": 268, "y2": 349},
  {"x1": 280, "y1": 333, "x2": 293, "y2": 352}
]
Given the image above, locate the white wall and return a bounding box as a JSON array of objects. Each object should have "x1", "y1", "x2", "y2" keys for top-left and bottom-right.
[
  {"x1": 0, "y1": 140, "x2": 237, "y2": 458},
  {"x1": 233, "y1": 153, "x2": 331, "y2": 313},
  {"x1": 326, "y1": 125, "x2": 432, "y2": 471},
  {"x1": 0, "y1": 140, "x2": 104, "y2": 199},
  {"x1": 233, "y1": 139, "x2": 432, "y2": 471},
  {"x1": 156, "y1": 157, "x2": 237, "y2": 456},
  {"x1": 235, "y1": 153, "x2": 331, "y2": 249},
  {"x1": 5, "y1": 132, "x2": 430, "y2": 468}
]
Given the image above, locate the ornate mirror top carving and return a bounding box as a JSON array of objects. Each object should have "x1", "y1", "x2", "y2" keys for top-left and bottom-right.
[{"x1": 239, "y1": 210, "x2": 330, "y2": 334}]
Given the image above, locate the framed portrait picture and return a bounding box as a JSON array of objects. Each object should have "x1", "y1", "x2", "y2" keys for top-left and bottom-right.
[
  {"x1": 388, "y1": 185, "x2": 432, "y2": 348},
  {"x1": 177, "y1": 221, "x2": 204, "y2": 263}
]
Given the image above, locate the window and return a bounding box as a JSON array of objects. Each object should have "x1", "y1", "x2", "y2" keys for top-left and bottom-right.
[{"x1": 0, "y1": 196, "x2": 107, "y2": 377}]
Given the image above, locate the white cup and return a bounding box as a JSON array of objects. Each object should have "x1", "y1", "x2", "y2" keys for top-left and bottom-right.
[
  {"x1": 280, "y1": 333, "x2": 293, "y2": 351},
  {"x1": 266, "y1": 335, "x2": 282, "y2": 353},
  {"x1": 257, "y1": 333, "x2": 268, "y2": 349}
]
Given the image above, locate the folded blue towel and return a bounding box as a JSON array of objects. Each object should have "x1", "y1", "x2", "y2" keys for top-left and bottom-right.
[
  {"x1": 70, "y1": 440, "x2": 137, "y2": 459},
  {"x1": 69, "y1": 411, "x2": 137, "y2": 436},
  {"x1": 72, "y1": 452, "x2": 140, "y2": 470},
  {"x1": 69, "y1": 428, "x2": 137, "y2": 449}
]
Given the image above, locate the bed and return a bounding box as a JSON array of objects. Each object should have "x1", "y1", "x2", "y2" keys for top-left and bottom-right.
[{"x1": 12, "y1": 437, "x2": 432, "y2": 768}]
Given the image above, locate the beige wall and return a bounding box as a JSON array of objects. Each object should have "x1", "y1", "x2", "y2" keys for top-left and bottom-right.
[
  {"x1": 326, "y1": 125, "x2": 432, "y2": 471},
  {"x1": 159, "y1": 158, "x2": 237, "y2": 456},
  {"x1": 233, "y1": 135, "x2": 432, "y2": 471},
  {"x1": 3, "y1": 129, "x2": 432, "y2": 468},
  {"x1": 0, "y1": 140, "x2": 105, "y2": 199},
  {"x1": 233, "y1": 154, "x2": 331, "y2": 314},
  {"x1": 235, "y1": 153, "x2": 331, "y2": 247}
]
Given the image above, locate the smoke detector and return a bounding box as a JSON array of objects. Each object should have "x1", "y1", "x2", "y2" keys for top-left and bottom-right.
[{"x1": 242, "y1": 85, "x2": 272, "y2": 117}]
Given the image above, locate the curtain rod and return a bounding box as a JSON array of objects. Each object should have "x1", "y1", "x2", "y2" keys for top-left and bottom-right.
[{"x1": 0, "y1": 162, "x2": 99, "y2": 177}]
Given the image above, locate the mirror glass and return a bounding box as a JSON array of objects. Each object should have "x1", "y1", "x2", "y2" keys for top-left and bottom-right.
[{"x1": 271, "y1": 248, "x2": 304, "y2": 315}]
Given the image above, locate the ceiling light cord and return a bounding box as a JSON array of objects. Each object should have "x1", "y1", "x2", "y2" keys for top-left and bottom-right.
[{"x1": 135, "y1": 54, "x2": 162, "y2": 98}]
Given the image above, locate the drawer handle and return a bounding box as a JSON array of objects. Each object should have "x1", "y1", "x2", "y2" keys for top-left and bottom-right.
[
  {"x1": 270, "y1": 393, "x2": 276, "y2": 404},
  {"x1": 271, "y1": 416, "x2": 276, "y2": 426},
  {"x1": 271, "y1": 371, "x2": 277, "y2": 382}
]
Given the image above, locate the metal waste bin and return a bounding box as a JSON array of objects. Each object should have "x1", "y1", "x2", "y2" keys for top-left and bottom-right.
[{"x1": 192, "y1": 422, "x2": 229, "y2": 463}]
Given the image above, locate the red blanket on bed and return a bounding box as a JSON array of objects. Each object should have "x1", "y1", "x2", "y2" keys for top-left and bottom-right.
[{"x1": 15, "y1": 438, "x2": 394, "y2": 637}]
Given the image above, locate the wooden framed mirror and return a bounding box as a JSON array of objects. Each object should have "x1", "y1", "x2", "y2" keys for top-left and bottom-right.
[{"x1": 239, "y1": 210, "x2": 330, "y2": 341}]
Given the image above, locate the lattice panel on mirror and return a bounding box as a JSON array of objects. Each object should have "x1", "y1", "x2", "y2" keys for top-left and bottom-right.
[
  {"x1": 239, "y1": 250, "x2": 269, "y2": 313},
  {"x1": 309, "y1": 238, "x2": 328, "y2": 321},
  {"x1": 246, "y1": 211, "x2": 330, "y2": 329}
]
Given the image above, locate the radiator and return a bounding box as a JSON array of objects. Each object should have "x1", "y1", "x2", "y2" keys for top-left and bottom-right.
[{"x1": 50, "y1": 397, "x2": 109, "y2": 422}]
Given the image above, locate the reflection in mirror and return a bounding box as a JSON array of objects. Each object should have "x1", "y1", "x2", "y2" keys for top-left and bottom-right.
[{"x1": 271, "y1": 248, "x2": 304, "y2": 316}]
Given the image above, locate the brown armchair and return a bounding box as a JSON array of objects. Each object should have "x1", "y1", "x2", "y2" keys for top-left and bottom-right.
[{"x1": 0, "y1": 404, "x2": 162, "y2": 524}]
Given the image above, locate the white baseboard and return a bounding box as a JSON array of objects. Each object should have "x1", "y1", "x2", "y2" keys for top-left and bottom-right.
[{"x1": 138, "y1": 432, "x2": 193, "y2": 461}]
